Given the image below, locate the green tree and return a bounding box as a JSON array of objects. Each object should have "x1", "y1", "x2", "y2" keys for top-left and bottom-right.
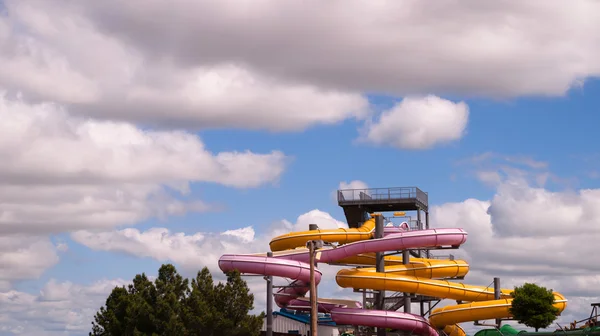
[
  {"x1": 509, "y1": 283, "x2": 560, "y2": 332},
  {"x1": 213, "y1": 270, "x2": 264, "y2": 336},
  {"x1": 90, "y1": 264, "x2": 263, "y2": 336},
  {"x1": 181, "y1": 267, "x2": 216, "y2": 335}
]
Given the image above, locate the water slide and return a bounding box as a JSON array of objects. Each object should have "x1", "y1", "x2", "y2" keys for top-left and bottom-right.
[{"x1": 218, "y1": 216, "x2": 567, "y2": 336}]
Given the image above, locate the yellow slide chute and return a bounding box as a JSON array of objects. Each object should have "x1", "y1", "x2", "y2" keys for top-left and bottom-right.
[
  {"x1": 269, "y1": 218, "x2": 376, "y2": 251},
  {"x1": 269, "y1": 218, "x2": 567, "y2": 336}
]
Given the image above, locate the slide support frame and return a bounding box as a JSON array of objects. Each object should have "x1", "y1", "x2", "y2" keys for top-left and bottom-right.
[
  {"x1": 266, "y1": 251, "x2": 273, "y2": 336},
  {"x1": 374, "y1": 214, "x2": 386, "y2": 336},
  {"x1": 494, "y1": 277, "x2": 501, "y2": 328},
  {"x1": 309, "y1": 240, "x2": 318, "y2": 336}
]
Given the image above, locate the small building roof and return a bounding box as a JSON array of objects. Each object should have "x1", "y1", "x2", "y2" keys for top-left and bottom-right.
[{"x1": 272, "y1": 309, "x2": 337, "y2": 326}]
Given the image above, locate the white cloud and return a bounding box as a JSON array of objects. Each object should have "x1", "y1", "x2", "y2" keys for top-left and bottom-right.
[
  {"x1": 0, "y1": 94, "x2": 288, "y2": 235},
  {"x1": 487, "y1": 181, "x2": 600, "y2": 238},
  {"x1": 293, "y1": 209, "x2": 349, "y2": 231},
  {"x1": 431, "y1": 192, "x2": 600, "y2": 331},
  {"x1": 338, "y1": 180, "x2": 369, "y2": 191},
  {"x1": 458, "y1": 152, "x2": 554, "y2": 187},
  {"x1": 56, "y1": 243, "x2": 69, "y2": 252},
  {"x1": 360, "y1": 95, "x2": 469, "y2": 149},
  {"x1": 62, "y1": 0, "x2": 600, "y2": 98},
  {"x1": 222, "y1": 227, "x2": 256, "y2": 243},
  {"x1": 0, "y1": 235, "x2": 59, "y2": 285},
  {"x1": 476, "y1": 171, "x2": 503, "y2": 187},
  {"x1": 71, "y1": 209, "x2": 348, "y2": 274},
  {"x1": 1, "y1": 0, "x2": 600, "y2": 134},
  {"x1": 335, "y1": 180, "x2": 369, "y2": 202},
  {"x1": 0, "y1": 278, "x2": 130, "y2": 336},
  {"x1": 71, "y1": 228, "x2": 212, "y2": 272},
  {"x1": 0, "y1": 0, "x2": 370, "y2": 132},
  {"x1": 0, "y1": 94, "x2": 287, "y2": 188}
]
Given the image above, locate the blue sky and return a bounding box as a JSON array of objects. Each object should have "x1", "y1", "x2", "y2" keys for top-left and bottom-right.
[{"x1": 2, "y1": 1, "x2": 600, "y2": 335}]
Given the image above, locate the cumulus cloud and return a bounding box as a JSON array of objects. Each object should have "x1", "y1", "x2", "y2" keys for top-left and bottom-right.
[
  {"x1": 0, "y1": 94, "x2": 288, "y2": 235},
  {"x1": 1, "y1": 0, "x2": 600, "y2": 134},
  {"x1": 0, "y1": 0, "x2": 370, "y2": 131},
  {"x1": 0, "y1": 94, "x2": 287, "y2": 188},
  {"x1": 431, "y1": 192, "x2": 600, "y2": 331},
  {"x1": 457, "y1": 152, "x2": 556, "y2": 188},
  {"x1": 487, "y1": 181, "x2": 600, "y2": 238},
  {"x1": 0, "y1": 277, "x2": 130, "y2": 336},
  {"x1": 360, "y1": 96, "x2": 469, "y2": 150},
  {"x1": 71, "y1": 209, "x2": 348, "y2": 273},
  {"x1": 336, "y1": 180, "x2": 370, "y2": 202},
  {"x1": 339, "y1": 180, "x2": 369, "y2": 191},
  {"x1": 433, "y1": 154, "x2": 600, "y2": 331},
  {"x1": 0, "y1": 236, "x2": 59, "y2": 286},
  {"x1": 55, "y1": 0, "x2": 600, "y2": 98}
]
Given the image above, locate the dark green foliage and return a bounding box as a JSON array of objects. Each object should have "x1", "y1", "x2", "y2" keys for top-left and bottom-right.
[
  {"x1": 509, "y1": 282, "x2": 560, "y2": 332},
  {"x1": 90, "y1": 264, "x2": 264, "y2": 336}
]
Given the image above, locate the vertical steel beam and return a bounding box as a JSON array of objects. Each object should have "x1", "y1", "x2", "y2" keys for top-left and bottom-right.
[
  {"x1": 375, "y1": 214, "x2": 386, "y2": 336},
  {"x1": 494, "y1": 277, "x2": 501, "y2": 327},
  {"x1": 310, "y1": 241, "x2": 318, "y2": 336},
  {"x1": 403, "y1": 250, "x2": 411, "y2": 314},
  {"x1": 266, "y1": 252, "x2": 273, "y2": 336}
]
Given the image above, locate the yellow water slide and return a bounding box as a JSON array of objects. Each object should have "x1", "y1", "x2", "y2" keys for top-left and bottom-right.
[
  {"x1": 269, "y1": 218, "x2": 567, "y2": 335},
  {"x1": 269, "y1": 218, "x2": 376, "y2": 251}
]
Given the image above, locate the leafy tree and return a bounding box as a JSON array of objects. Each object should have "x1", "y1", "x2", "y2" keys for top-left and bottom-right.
[
  {"x1": 509, "y1": 282, "x2": 560, "y2": 332},
  {"x1": 90, "y1": 264, "x2": 263, "y2": 336},
  {"x1": 213, "y1": 270, "x2": 264, "y2": 336},
  {"x1": 181, "y1": 267, "x2": 216, "y2": 334}
]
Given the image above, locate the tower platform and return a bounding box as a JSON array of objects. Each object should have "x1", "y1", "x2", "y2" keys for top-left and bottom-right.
[{"x1": 337, "y1": 187, "x2": 429, "y2": 228}]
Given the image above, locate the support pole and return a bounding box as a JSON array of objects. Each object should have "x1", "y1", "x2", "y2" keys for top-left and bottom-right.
[
  {"x1": 374, "y1": 214, "x2": 386, "y2": 336},
  {"x1": 309, "y1": 241, "x2": 318, "y2": 336},
  {"x1": 425, "y1": 211, "x2": 430, "y2": 259},
  {"x1": 308, "y1": 224, "x2": 319, "y2": 336},
  {"x1": 494, "y1": 277, "x2": 501, "y2": 327},
  {"x1": 363, "y1": 290, "x2": 367, "y2": 309},
  {"x1": 266, "y1": 252, "x2": 273, "y2": 336},
  {"x1": 403, "y1": 250, "x2": 411, "y2": 314},
  {"x1": 417, "y1": 208, "x2": 422, "y2": 257},
  {"x1": 420, "y1": 301, "x2": 425, "y2": 317}
]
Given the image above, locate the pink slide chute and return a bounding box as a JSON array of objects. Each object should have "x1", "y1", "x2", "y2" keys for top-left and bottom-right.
[{"x1": 219, "y1": 228, "x2": 468, "y2": 336}]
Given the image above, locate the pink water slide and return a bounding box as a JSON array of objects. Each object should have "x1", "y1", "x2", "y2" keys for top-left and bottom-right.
[{"x1": 219, "y1": 228, "x2": 468, "y2": 336}]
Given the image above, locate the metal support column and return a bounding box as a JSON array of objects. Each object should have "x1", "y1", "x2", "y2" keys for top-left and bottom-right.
[
  {"x1": 309, "y1": 241, "x2": 318, "y2": 336},
  {"x1": 424, "y1": 210, "x2": 430, "y2": 259},
  {"x1": 363, "y1": 290, "x2": 367, "y2": 309},
  {"x1": 375, "y1": 214, "x2": 386, "y2": 336},
  {"x1": 266, "y1": 252, "x2": 273, "y2": 336},
  {"x1": 420, "y1": 301, "x2": 425, "y2": 317},
  {"x1": 308, "y1": 224, "x2": 319, "y2": 336},
  {"x1": 494, "y1": 277, "x2": 501, "y2": 327},
  {"x1": 417, "y1": 208, "x2": 422, "y2": 257},
  {"x1": 403, "y1": 250, "x2": 411, "y2": 314}
]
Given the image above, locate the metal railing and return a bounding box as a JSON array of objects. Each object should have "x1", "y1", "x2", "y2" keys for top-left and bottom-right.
[
  {"x1": 428, "y1": 254, "x2": 455, "y2": 260},
  {"x1": 337, "y1": 187, "x2": 428, "y2": 206}
]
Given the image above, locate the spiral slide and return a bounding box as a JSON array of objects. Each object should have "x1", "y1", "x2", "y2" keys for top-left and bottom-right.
[{"x1": 218, "y1": 216, "x2": 567, "y2": 336}]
